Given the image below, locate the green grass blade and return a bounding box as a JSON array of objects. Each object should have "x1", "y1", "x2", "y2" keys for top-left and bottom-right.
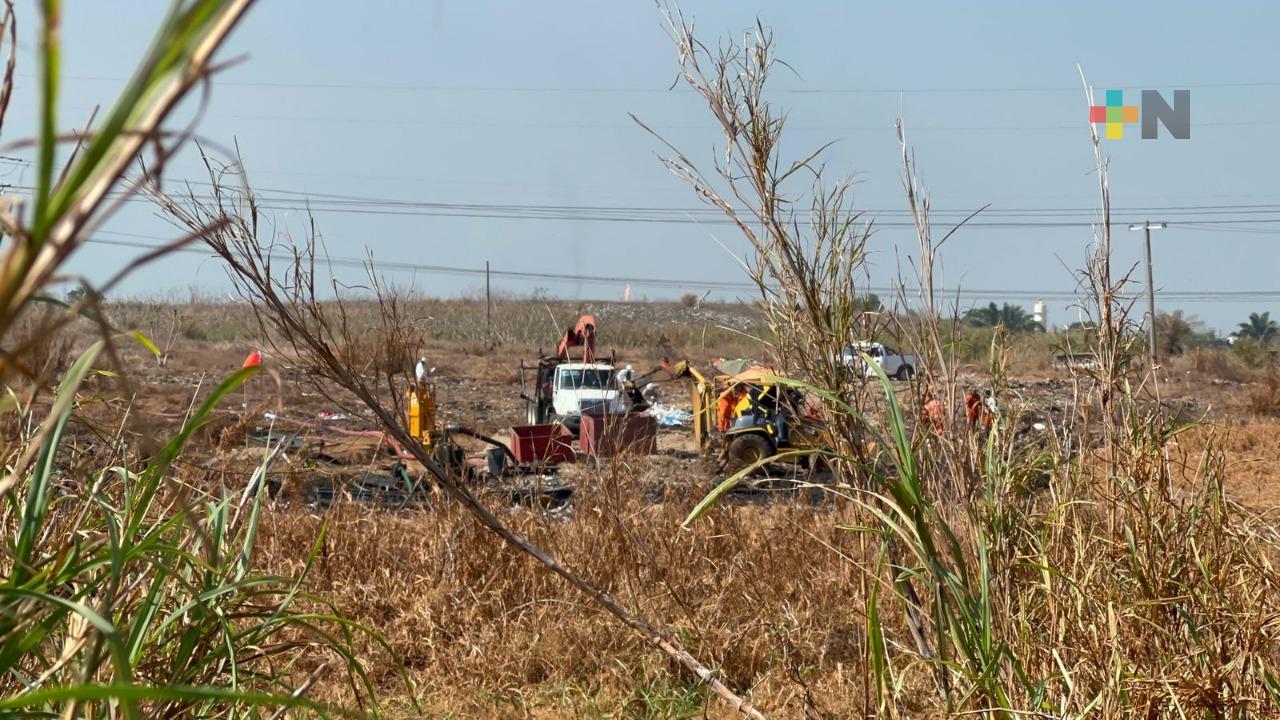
[
  {"x1": 31, "y1": 0, "x2": 60, "y2": 241},
  {"x1": 13, "y1": 341, "x2": 101, "y2": 583},
  {"x1": 681, "y1": 448, "x2": 822, "y2": 527}
]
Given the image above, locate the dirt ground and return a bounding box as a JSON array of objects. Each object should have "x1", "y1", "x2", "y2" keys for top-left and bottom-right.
[{"x1": 85, "y1": 324, "x2": 1280, "y2": 517}]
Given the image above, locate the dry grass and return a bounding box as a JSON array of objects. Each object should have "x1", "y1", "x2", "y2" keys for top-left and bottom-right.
[
  {"x1": 1248, "y1": 371, "x2": 1280, "y2": 418},
  {"x1": 256, "y1": 465, "x2": 879, "y2": 718},
  {"x1": 237, "y1": 413, "x2": 1280, "y2": 718},
  {"x1": 104, "y1": 296, "x2": 770, "y2": 365}
]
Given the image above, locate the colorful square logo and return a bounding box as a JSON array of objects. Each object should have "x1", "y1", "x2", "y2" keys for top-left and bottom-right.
[{"x1": 1090, "y1": 90, "x2": 1139, "y2": 139}]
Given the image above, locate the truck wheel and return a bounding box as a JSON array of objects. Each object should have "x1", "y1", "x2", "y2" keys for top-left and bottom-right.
[
  {"x1": 896, "y1": 364, "x2": 914, "y2": 381},
  {"x1": 725, "y1": 433, "x2": 775, "y2": 476}
]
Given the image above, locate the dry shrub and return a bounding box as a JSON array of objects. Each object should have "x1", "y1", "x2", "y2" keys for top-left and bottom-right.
[
  {"x1": 1248, "y1": 370, "x2": 1280, "y2": 417},
  {"x1": 4, "y1": 305, "x2": 75, "y2": 384},
  {"x1": 1233, "y1": 337, "x2": 1275, "y2": 370},
  {"x1": 1170, "y1": 347, "x2": 1255, "y2": 384}
]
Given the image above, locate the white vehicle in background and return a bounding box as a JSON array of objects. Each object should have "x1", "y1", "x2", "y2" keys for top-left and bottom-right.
[
  {"x1": 841, "y1": 341, "x2": 919, "y2": 381},
  {"x1": 549, "y1": 363, "x2": 628, "y2": 429}
]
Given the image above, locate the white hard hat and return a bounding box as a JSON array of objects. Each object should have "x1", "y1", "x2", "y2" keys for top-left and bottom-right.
[{"x1": 625, "y1": 364, "x2": 633, "y2": 371}]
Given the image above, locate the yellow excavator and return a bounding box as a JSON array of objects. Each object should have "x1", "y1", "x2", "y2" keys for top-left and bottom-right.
[{"x1": 625, "y1": 360, "x2": 831, "y2": 474}]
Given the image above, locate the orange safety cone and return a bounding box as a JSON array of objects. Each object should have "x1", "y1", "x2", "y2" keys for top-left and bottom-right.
[{"x1": 242, "y1": 350, "x2": 262, "y2": 369}]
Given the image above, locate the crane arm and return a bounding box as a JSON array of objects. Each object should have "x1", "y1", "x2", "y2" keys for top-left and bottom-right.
[
  {"x1": 630, "y1": 359, "x2": 707, "y2": 387},
  {"x1": 555, "y1": 314, "x2": 597, "y2": 362}
]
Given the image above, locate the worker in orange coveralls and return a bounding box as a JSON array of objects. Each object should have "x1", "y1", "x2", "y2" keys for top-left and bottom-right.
[
  {"x1": 921, "y1": 385, "x2": 945, "y2": 433},
  {"x1": 964, "y1": 387, "x2": 994, "y2": 431},
  {"x1": 965, "y1": 389, "x2": 983, "y2": 428},
  {"x1": 716, "y1": 383, "x2": 747, "y2": 432}
]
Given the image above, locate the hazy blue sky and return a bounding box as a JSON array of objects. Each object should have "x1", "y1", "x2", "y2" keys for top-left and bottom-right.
[{"x1": 7, "y1": 1, "x2": 1279, "y2": 332}]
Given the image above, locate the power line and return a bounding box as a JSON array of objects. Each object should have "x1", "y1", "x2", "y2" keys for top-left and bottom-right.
[
  {"x1": 80, "y1": 234, "x2": 1280, "y2": 303},
  {"x1": 44, "y1": 72, "x2": 1280, "y2": 95},
  {"x1": 14, "y1": 182, "x2": 1280, "y2": 229},
  {"x1": 10, "y1": 158, "x2": 1280, "y2": 216}
]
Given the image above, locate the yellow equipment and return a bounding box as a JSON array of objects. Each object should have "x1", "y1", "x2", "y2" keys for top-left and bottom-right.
[
  {"x1": 627, "y1": 360, "x2": 832, "y2": 474},
  {"x1": 406, "y1": 376, "x2": 471, "y2": 473},
  {"x1": 407, "y1": 380, "x2": 438, "y2": 449}
]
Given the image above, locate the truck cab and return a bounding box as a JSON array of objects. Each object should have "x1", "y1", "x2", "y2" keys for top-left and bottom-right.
[{"x1": 551, "y1": 362, "x2": 627, "y2": 423}]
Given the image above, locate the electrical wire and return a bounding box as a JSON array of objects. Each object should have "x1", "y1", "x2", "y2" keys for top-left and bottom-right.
[{"x1": 80, "y1": 233, "x2": 1280, "y2": 303}]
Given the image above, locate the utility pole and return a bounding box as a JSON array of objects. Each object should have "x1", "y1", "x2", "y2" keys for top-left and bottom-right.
[
  {"x1": 485, "y1": 260, "x2": 492, "y2": 343},
  {"x1": 1128, "y1": 222, "x2": 1166, "y2": 367}
]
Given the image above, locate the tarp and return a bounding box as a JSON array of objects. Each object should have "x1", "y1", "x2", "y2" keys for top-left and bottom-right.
[
  {"x1": 728, "y1": 365, "x2": 784, "y2": 386},
  {"x1": 712, "y1": 358, "x2": 759, "y2": 377},
  {"x1": 645, "y1": 403, "x2": 692, "y2": 427}
]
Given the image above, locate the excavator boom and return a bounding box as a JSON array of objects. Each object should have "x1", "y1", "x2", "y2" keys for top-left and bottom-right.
[{"x1": 626, "y1": 360, "x2": 715, "y2": 449}]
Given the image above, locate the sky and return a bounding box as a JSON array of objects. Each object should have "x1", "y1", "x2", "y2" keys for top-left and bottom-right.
[{"x1": 4, "y1": 1, "x2": 1279, "y2": 333}]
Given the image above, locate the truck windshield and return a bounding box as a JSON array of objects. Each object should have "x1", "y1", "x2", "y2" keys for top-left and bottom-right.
[{"x1": 558, "y1": 368, "x2": 615, "y2": 389}]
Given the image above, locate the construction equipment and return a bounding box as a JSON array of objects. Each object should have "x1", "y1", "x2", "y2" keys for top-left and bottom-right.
[
  {"x1": 406, "y1": 377, "x2": 536, "y2": 479},
  {"x1": 721, "y1": 387, "x2": 830, "y2": 474},
  {"x1": 556, "y1": 314, "x2": 598, "y2": 363},
  {"x1": 406, "y1": 375, "x2": 467, "y2": 471},
  {"x1": 407, "y1": 379, "x2": 438, "y2": 448},
  {"x1": 520, "y1": 314, "x2": 622, "y2": 433},
  {"x1": 623, "y1": 360, "x2": 714, "y2": 447},
  {"x1": 626, "y1": 360, "x2": 831, "y2": 475}
]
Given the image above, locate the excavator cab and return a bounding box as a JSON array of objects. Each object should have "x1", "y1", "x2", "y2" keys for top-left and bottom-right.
[{"x1": 719, "y1": 380, "x2": 829, "y2": 475}]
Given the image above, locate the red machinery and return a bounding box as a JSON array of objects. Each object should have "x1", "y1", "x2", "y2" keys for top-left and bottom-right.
[{"x1": 555, "y1": 314, "x2": 597, "y2": 363}]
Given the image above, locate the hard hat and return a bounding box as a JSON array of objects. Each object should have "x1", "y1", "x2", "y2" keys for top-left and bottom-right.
[{"x1": 625, "y1": 364, "x2": 633, "y2": 371}]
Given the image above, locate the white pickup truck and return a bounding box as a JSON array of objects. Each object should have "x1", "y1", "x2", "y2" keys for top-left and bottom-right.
[{"x1": 841, "y1": 342, "x2": 919, "y2": 380}]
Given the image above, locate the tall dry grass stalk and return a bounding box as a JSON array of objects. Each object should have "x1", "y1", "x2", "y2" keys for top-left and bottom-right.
[{"x1": 633, "y1": 5, "x2": 885, "y2": 470}]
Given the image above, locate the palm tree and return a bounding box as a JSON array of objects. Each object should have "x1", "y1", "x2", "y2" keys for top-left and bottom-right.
[
  {"x1": 1154, "y1": 310, "x2": 1195, "y2": 357},
  {"x1": 962, "y1": 302, "x2": 1043, "y2": 332},
  {"x1": 1236, "y1": 312, "x2": 1279, "y2": 345}
]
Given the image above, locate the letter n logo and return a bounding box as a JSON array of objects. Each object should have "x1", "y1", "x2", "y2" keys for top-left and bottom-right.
[{"x1": 1141, "y1": 90, "x2": 1190, "y2": 139}]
